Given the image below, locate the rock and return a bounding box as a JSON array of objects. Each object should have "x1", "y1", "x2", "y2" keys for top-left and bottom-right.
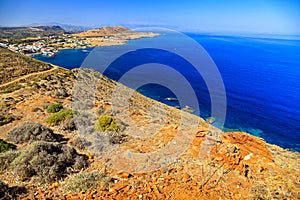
[
  {"x1": 244, "y1": 153, "x2": 253, "y2": 160},
  {"x1": 118, "y1": 172, "x2": 133, "y2": 179},
  {"x1": 112, "y1": 183, "x2": 127, "y2": 191},
  {"x1": 182, "y1": 106, "x2": 195, "y2": 114},
  {"x1": 206, "y1": 117, "x2": 216, "y2": 124}
]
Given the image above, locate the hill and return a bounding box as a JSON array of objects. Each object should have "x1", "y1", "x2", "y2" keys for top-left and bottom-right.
[
  {"x1": 26, "y1": 22, "x2": 94, "y2": 32},
  {"x1": 0, "y1": 49, "x2": 299, "y2": 199},
  {"x1": 0, "y1": 26, "x2": 65, "y2": 39},
  {"x1": 0, "y1": 47, "x2": 52, "y2": 85},
  {"x1": 73, "y1": 26, "x2": 159, "y2": 46},
  {"x1": 73, "y1": 26, "x2": 133, "y2": 37}
]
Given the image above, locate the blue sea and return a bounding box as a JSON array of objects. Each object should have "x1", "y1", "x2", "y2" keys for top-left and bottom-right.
[{"x1": 34, "y1": 32, "x2": 300, "y2": 151}]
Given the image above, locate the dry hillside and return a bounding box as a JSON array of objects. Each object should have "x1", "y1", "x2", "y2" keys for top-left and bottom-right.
[{"x1": 0, "y1": 49, "x2": 299, "y2": 199}]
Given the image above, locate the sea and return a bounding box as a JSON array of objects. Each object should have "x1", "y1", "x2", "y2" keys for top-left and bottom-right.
[{"x1": 34, "y1": 32, "x2": 300, "y2": 151}]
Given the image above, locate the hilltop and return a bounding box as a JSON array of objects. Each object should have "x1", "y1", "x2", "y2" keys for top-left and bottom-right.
[
  {"x1": 73, "y1": 26, "x2": 133, "y2": 37},
  {"x1": 73, "y1": 26, "x2": 159, "y2": 46},
  {"x1": 0, "y1": 26, "x2": 65, "y2": 39},
  {"x1": 0, "y1": 48, "x2": 299, "y2": 199}
]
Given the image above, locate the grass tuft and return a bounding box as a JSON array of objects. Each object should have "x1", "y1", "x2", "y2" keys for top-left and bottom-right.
[
  {"x1": 46, "y1": 103, "x2": 63, "y2": 113},
  {"x1": 94, "y1": 116, "x2": 121, "y2": 132},
  {"x1": 46, "y1": 110, "x2": 75, "y2": 125}
]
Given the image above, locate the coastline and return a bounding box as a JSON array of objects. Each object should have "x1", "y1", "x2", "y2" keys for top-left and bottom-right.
[
  {"x1": 0, "y1": 26, "x2": 160, "y2": 58},
  {"x1": 0, "y1": 47, "x2": 299, "y2": 198}
]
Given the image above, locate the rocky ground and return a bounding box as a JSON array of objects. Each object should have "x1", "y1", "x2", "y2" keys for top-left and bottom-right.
[{"x1": 0, "y1": 49, "x2": 299, "y2": 199}]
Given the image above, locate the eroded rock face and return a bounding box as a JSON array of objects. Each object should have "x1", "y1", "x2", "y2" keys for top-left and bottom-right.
[
  {"x1": 211, "y1": 132, "x2": 273, "y2": 173},
  {"x1": 7, "y1": 122, "x2": 63, "y2": 144}
]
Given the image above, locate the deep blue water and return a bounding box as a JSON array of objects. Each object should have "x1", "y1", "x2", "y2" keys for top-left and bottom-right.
[{"x1": 34, "y1": 33, "x2": 300, "y2": 151}]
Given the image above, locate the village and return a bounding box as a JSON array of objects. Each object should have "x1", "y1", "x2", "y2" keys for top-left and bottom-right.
[{"x1": 0, "y1": 34, "x2": 92, "y2": 57}]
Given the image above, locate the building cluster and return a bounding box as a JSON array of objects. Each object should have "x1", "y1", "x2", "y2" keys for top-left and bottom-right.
[{"x1": 0, "y1": 34, "x2": 92, "y2": 57}]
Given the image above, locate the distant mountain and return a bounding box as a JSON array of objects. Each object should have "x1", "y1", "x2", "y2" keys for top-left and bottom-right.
[
  {"x1": 0, "y1": 26, "x2": 65, "y2": 39},
  {"x1": 27, "y1": 22, "x2": 94, "y2": 33}
]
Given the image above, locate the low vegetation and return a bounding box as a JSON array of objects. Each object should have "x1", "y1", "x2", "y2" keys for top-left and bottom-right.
[
  {"x1": 0, "y1": 150, "x2": 20, "y2": 171},
  {"x1": 7, "y1": 122, "x2": 63, "y2": 144},
  {"x1": 1, "y1": 85, "x2": 23, "y2": 94},
  {"x1": 62, "y1": 171, "x2": 111, "y2": 193},
  {"x1": 46, "y1": 109, "x2": 75, "y2": 125},
  {"x1": 0, "y1": 139, "x2": 16, "y2": 153},
  {"x1": 0, "y1": 114, "x2": 13, "y2": 126},
  {"x1": 46, "y1": 103, "x2": 63, "y2": 113},
  {"x1": 0, "y1": 180, "x2": 26, "y2": 199},
  {"x1": 94, "y1": 116, "x2": 121, "y2": 132},
  {"x1": 0, "y1": 47, "x2": 52, "y2": 85},
  {"x1": 10, "y1": 141, "x2": 88, "y2": 182}
]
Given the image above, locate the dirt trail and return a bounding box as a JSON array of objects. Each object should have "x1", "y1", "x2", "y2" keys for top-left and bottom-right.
[{"x1": 0, "y1": 64, "x2": 59, "y2": 89}]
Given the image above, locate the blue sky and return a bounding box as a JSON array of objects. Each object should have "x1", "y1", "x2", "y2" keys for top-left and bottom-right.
[{"x1": 0, "y1": 0, "x2": 299, "y2": 34}]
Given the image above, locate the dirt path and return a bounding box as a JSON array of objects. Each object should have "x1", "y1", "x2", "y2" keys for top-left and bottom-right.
[{"x1": 0, "y1": 64, "x2": 59, "y2": 89}]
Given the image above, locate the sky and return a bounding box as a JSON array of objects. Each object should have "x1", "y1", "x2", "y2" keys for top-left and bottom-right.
[{"x1": 0, "y1": 0, "x2": 299, "y2": 34}]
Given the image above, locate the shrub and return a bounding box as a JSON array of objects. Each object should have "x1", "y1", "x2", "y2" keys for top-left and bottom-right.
[
  {"x1": 0, "y1": 180, "x2": 26, "y2": 199},
  {"x1": 1, "y1": 85, "x2": 23, "y2": 94},
  {"x1": 11, "y1": 141, "x2": 88, "y2": 183},
  {"x1": 62, "y1": 118, "x2": 77, "y2": 131},
  {"x1": 7, "y1": 122, "x2": 63, "y2": 144},
  {"x1": 0, "y1": 150, "x2": 19, "y2": 171},
  {"x1": 46, "y1": 103, "x2": 63, "y2": 113},
  {"x1": 62, "y1": 171, "x2": 111, "y2": 193},
  {"x1": 109, "y1": 133, "x2": 128, "y2": 144},
  {"x1": 70, "y1": 137, "x2": 87, "y2": 151},
  {"x1": 0, "y1": 139, "x2": 16, "y2": 153},
  {"x1": 94, "y1": 116, "x2": 121, "y2": 132},
  {"x1": 46, "y1": 110, "x2": 75, "y2": 125},
  {"x1": 0, "y1": 114, "x2": 13, "y2": 126}
]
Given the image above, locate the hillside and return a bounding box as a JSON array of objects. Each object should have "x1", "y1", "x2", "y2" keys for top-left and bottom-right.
[
  {"x1": 0, "y1": 26, "x2": 65, "y2": 39},
  {"x1": 72, "y1": 26, "x2": 159, "y2": 46},
  {"x1": 0, "y1": 47, "x2": 52, "y2": 85},
  {"x1": 0, "y1": 49, "x2": 299, "y2": 199},
  {"x1": 73, "y1": 26, "x2": 132, "y2": 37}
]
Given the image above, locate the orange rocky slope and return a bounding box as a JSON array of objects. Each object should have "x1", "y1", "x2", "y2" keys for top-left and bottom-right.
[{"x1": 0, "y1": 52, "x2": 299, "y2": 199}]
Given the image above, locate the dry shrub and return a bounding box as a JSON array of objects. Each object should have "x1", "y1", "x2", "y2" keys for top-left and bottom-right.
[
  {"x1": 62, "y1": 171, "x2": 111, "y2": 193},
  {"x1": 7, "y1": 122, "x2": 63, "y2": 144},
  {"x1": 11, "y1": 141, "x2": 88, "y2": 182}
]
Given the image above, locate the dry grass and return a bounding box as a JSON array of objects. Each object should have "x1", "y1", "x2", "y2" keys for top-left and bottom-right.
[{"x1": 0, "y1": 47, "x2": 52, "y2": 85}]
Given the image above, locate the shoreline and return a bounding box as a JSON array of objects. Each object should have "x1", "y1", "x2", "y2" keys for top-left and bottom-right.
[{"x1": 31, "y1": 32, "x2": 160, "y2": 58}]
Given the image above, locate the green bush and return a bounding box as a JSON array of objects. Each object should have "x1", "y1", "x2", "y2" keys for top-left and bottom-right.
[
  {"x1": 46, "y1": 110, "x2": 75, "y2": 125},
  {"x1": 62, "y1": 171, "x2": 111, "y2": 193},
  {"x1": 94, "y1": 116, "x2": 121, "y2": 132},
  {"x1": 0, "y1": 114, "x2": 13, "y2": 126},
  {"x1": 46, "y1": 103, "x2": 63, "y2": 113},
  {"x1": 0, "y1": 139, "x2": 16, "y2": 153}
]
